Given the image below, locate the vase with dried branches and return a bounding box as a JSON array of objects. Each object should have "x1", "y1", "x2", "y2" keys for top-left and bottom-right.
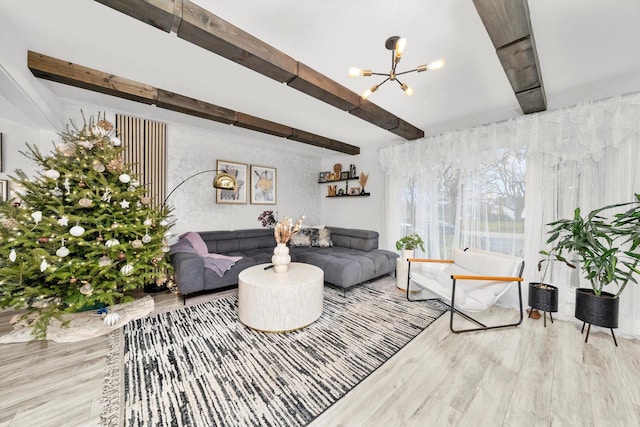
[{"x1": 272, "y1": 215, "x2": 304, "y2": 273}]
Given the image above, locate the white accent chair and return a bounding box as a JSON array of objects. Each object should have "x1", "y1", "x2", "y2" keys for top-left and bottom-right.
[{"x1": 406, "y1": 247, "x2": 525, "y2": 333}]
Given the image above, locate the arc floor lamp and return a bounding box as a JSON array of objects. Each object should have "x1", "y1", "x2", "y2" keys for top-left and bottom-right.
[{"x1": 145, "y1": 169, "x2": 237, "y2": 294}]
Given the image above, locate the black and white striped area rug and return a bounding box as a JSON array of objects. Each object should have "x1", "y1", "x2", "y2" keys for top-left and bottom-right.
[{"x1": 101, "y1": 277, "x2": 445, "y2": 426}]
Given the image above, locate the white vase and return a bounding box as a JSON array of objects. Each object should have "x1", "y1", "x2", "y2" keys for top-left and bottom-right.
[
  {"x1": 401, "y1": 249, "x2": 415, "y2": 262},
  {"x1": 272, "y1": 243, "x2": 291, "y2": 273}
]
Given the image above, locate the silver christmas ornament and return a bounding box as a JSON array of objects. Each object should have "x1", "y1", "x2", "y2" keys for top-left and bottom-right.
[{"x1": 103, "y1": 311, "x2": 120, "y2": 327}]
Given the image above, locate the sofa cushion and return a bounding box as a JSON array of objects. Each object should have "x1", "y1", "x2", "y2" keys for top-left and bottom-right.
[{"x1": 290, "y1": 231, "x2": 312, "y2": 247}]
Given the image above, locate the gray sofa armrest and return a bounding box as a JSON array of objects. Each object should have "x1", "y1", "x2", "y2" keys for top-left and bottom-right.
[{"x1": 171, "y1": 252, "x2": 206, "y2": 295}]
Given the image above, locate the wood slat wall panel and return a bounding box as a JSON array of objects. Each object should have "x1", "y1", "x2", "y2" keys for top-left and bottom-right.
[{"x1": 116, "y1": 114, "x2": 167, "y2": 208}]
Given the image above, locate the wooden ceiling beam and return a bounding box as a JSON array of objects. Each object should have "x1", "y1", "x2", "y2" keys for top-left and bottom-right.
[
  {"x1": 95, "y1": 0, "x2": 425, "y2": 140},
  {"x1": 287, "y1": 62, "x2": 360, "y2": 112},
  {"x1": 94, "y1": 0, "x2": 179, "y2": 33},
  {"x1": 473, "y1": 0, "x2": 546, "y2": 114},
  {"x1": 27, "y1": 51, "x2": 359, "y2": 155},
  {"x1": 27, "y1": 51, "x2": 157, "y2": 105}
]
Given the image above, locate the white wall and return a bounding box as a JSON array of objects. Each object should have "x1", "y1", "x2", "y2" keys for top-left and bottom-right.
[
  {"x1": 320, "y1": 148, "x2": 390, "y2": 249},
  {"x1": 165, "y1": 124, "x2": 322, "y2": 235},
  {"x1": 0, "y1": 117, "x2": 58, "y2": 199}
]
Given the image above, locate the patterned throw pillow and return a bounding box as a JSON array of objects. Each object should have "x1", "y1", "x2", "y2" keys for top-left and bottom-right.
[
  {"x1": 290, "y1": 230, "x2": 312, "y2": 247},
  {"x1": 315, "y1": 228, "x2": 333, "y2": 247}
]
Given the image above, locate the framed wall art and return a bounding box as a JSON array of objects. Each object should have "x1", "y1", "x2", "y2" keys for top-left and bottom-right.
[
  {"x1": 0, "y1": 179, "x2": 8, "y2": 202},
  {"x1": 250, "y1": 165, "x2": 276, "y2": 205},
  {"x1": 216, "y1": 160, "x2": 248, "y2": 204}
]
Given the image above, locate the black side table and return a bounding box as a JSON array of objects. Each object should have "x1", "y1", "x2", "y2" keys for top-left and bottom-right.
[{"x1": 528, "y1": 282, "x2": 559, "y2": 327}]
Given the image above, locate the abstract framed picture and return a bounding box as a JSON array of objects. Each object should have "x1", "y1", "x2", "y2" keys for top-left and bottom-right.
[
  {"x1": 250, "y1": 165, "x2": 276, "y2": 205},
  {"x1": 216, "y1": 160, "x2": 248, "y2": 204}
]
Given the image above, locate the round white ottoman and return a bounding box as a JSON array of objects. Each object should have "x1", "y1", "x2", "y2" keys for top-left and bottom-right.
[{"x1": 238, "y1": 262, "x2": 324, "y2": 332}]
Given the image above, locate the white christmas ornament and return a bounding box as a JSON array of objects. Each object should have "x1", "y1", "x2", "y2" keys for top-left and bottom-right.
[
  {"x1": 31, "y1": 211, "x2": 43, "y2": 224},
  {"x1": 119, "y1": 174, "x2": 131, "y2": 183},
  {"x1": 40, "y1": 258, "x2": 49, "y2": 272},
  {"x1": 143, "y1": 219, "x2": 152, "y2": 227},
  {"x1": 44, "y1": 169, "x2": 60, "y2": 179},
  {"x1": 111, "y1": 136, "x2": 122, "y2": 146},
  {"x1": 9, "y1": 249, "x2": 16, "y2": 262},
  {"x1": 105, "y1": 238, "x2": 120, "y2": 247},
  {"x1": 98, "y1": 256, "x2": 112, "y2": 267},
  {"x1": 161, "y1": 245, "x2": 170, "y2": 253},
  {"x1": 57, "y1": 216, "x2": 69, "y2": 226},
  {"x1": 51, "y1": 187, "x2": 63, "y2": 197},
  {"x1": 91, "y1": 125, "x2": 107, "y2": 137},
  {"x1": 80, "y1": 283, "x2": 93, "y2": 295},
  {"x1": 131, "y1": 180, "x2": 140, "y2": 187},
  {"x1": 78, "y1": 198, "x2": 93, "y2": 208},
  {"x1": 70, "y1": 225, "x2": 85, "y2": 237},
  {"x1": 120, "y1": 264, "x2": 134, "y2": 276},
  {"x1": 120, "y1": 199, "x2": 130, "y2": 209},
  {"x1": 93, "y1": 162, "x2": 106, "y2": 173},
  {"x1": 56, "y1": 245, "x2": 70, "y2": 257},
  {"x1": 142, "y1": 233, "x2": 152, "y2": 243},
  {"x1": 159, "y1": 219, "x2": 169, "y2": 227},
  {"x1": 103, "y1": 311, "x2": 120, "y2": 327}
]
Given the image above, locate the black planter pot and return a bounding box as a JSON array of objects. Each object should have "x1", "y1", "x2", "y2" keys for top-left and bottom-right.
[
  {"x1": 528, "y1": 282, "x2": 559, "y2": 327},
  {"x1": 575, "y1": 288, "x2": 619, "y2": 346}
]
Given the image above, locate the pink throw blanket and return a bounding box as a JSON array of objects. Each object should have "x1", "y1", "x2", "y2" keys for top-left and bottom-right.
[{"x1": 170, "y1": 232, "x2": 242, "y2": 277}]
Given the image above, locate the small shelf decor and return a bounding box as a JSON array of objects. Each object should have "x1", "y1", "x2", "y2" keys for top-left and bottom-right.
[{"x1": 319, "y1": 164, "x2": 369, "y2": 197}]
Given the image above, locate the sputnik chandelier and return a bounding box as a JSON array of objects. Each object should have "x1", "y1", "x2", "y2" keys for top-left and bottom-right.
[{"x1": 348, "y1": 35, "x2": 445, "y2": 99}]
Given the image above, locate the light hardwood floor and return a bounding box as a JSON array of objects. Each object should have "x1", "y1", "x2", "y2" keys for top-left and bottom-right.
[{"x1": 1, "y1": 279, "x2": 639, "y2": 427}]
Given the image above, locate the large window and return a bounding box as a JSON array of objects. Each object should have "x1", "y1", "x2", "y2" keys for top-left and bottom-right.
[{"x1": 399, "y1": 147, "x2": 525, "y2": 258}]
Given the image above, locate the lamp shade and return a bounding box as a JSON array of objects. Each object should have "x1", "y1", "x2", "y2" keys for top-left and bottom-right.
[{"x1": 213, "y1": 172, "x2": 237, "y2": 190}]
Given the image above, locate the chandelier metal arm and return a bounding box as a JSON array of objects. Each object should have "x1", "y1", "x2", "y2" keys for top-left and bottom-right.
[{"x1": 395, "y1": 68, "x2": 420, "y2": 77}]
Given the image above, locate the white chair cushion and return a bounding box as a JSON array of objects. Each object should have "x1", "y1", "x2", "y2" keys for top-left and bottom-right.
[{"x1": 410, "y1": 249, "x2": 524, "y2": 312}]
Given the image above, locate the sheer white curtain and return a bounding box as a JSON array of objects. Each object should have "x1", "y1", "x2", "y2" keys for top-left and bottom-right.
[{"x1": 380, "y1": 91, "x2": 640, "y2": 337}]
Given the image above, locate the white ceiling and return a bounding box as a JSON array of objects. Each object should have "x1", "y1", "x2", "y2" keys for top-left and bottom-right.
[{"x1": 2, "y1": 0, "x2": 640, "y2": 153}]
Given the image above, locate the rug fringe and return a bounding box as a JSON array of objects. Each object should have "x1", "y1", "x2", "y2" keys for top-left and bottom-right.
[{"x1": 100, "y1": 330, "x2": 123, "y2": 427}]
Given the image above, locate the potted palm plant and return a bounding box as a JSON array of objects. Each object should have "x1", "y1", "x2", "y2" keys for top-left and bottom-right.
[
  {"x1": 395, "y1": 233, "x2": 425, "y2": 261},
  {"x1": 544, "y1": 194, "x2": 640, "y2": 345}
]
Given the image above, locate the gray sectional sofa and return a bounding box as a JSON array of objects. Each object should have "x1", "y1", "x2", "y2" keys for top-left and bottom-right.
[{"x1": 170, "y1": 227, "x2": 398, "y2": 300}]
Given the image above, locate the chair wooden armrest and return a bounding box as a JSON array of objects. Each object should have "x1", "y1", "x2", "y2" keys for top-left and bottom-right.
[
  {"x1": 451, "y1": 275, "x2": 523, "y2": 282},
  {"x1": 407, "y1": 258, "x2": 454, "y2": 264}
]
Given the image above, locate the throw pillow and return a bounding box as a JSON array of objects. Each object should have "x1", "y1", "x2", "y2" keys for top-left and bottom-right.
[
  {"x1": 316, "y1": 228, "x2": 333, "y2": 247},
  {"x1": 290, "y1": 230, "x2": 312, "y2": 247}
]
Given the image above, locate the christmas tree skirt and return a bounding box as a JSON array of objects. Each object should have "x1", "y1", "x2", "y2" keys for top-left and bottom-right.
[{"x1": 0, "y1": 296, "x2": 154, "y2": 343}]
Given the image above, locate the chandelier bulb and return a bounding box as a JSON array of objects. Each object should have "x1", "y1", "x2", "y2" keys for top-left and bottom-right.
[
  {"x1": 395, "y1": 37, "x2": 407, "y2": 59},
  {"x1": 401, "y1": 83, "x2": 414, "y2": 96},
  {"x1": 427, "y1": 58, "x2": 446, "y2": 71},
  {"x1": 361, "y1": 85, "x2": 378, "y2": 99},
  {"x1": 349, "y1": 67, "x2": 372, "y2": 77},
  {"x1": 348, "y1": 67, "x2": 362, "y2": 77}
]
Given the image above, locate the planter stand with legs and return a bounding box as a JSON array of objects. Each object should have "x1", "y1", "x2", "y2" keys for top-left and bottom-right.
[
  {"x1": 575, "y1": 288, "x2": 619, "y2": 347},
  {"x1": 528, "y1": 282, "x2": 558, "y2": 327}
]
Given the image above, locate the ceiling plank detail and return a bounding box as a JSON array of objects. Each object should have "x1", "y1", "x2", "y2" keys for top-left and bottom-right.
[
  {"x1": 473, "y1": 0, "x2": 546, "y2": 114},
  {"x1": 27, "y1": 51, "x2": 360, "y2": 155},
  {"x1": 94, "y1": 0, "x2": 425, "y2": 140}
]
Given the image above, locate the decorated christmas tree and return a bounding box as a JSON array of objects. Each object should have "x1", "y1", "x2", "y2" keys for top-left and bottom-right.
[{"x1": 0, "y1": 113, "x2": 173, "y2": 340}]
